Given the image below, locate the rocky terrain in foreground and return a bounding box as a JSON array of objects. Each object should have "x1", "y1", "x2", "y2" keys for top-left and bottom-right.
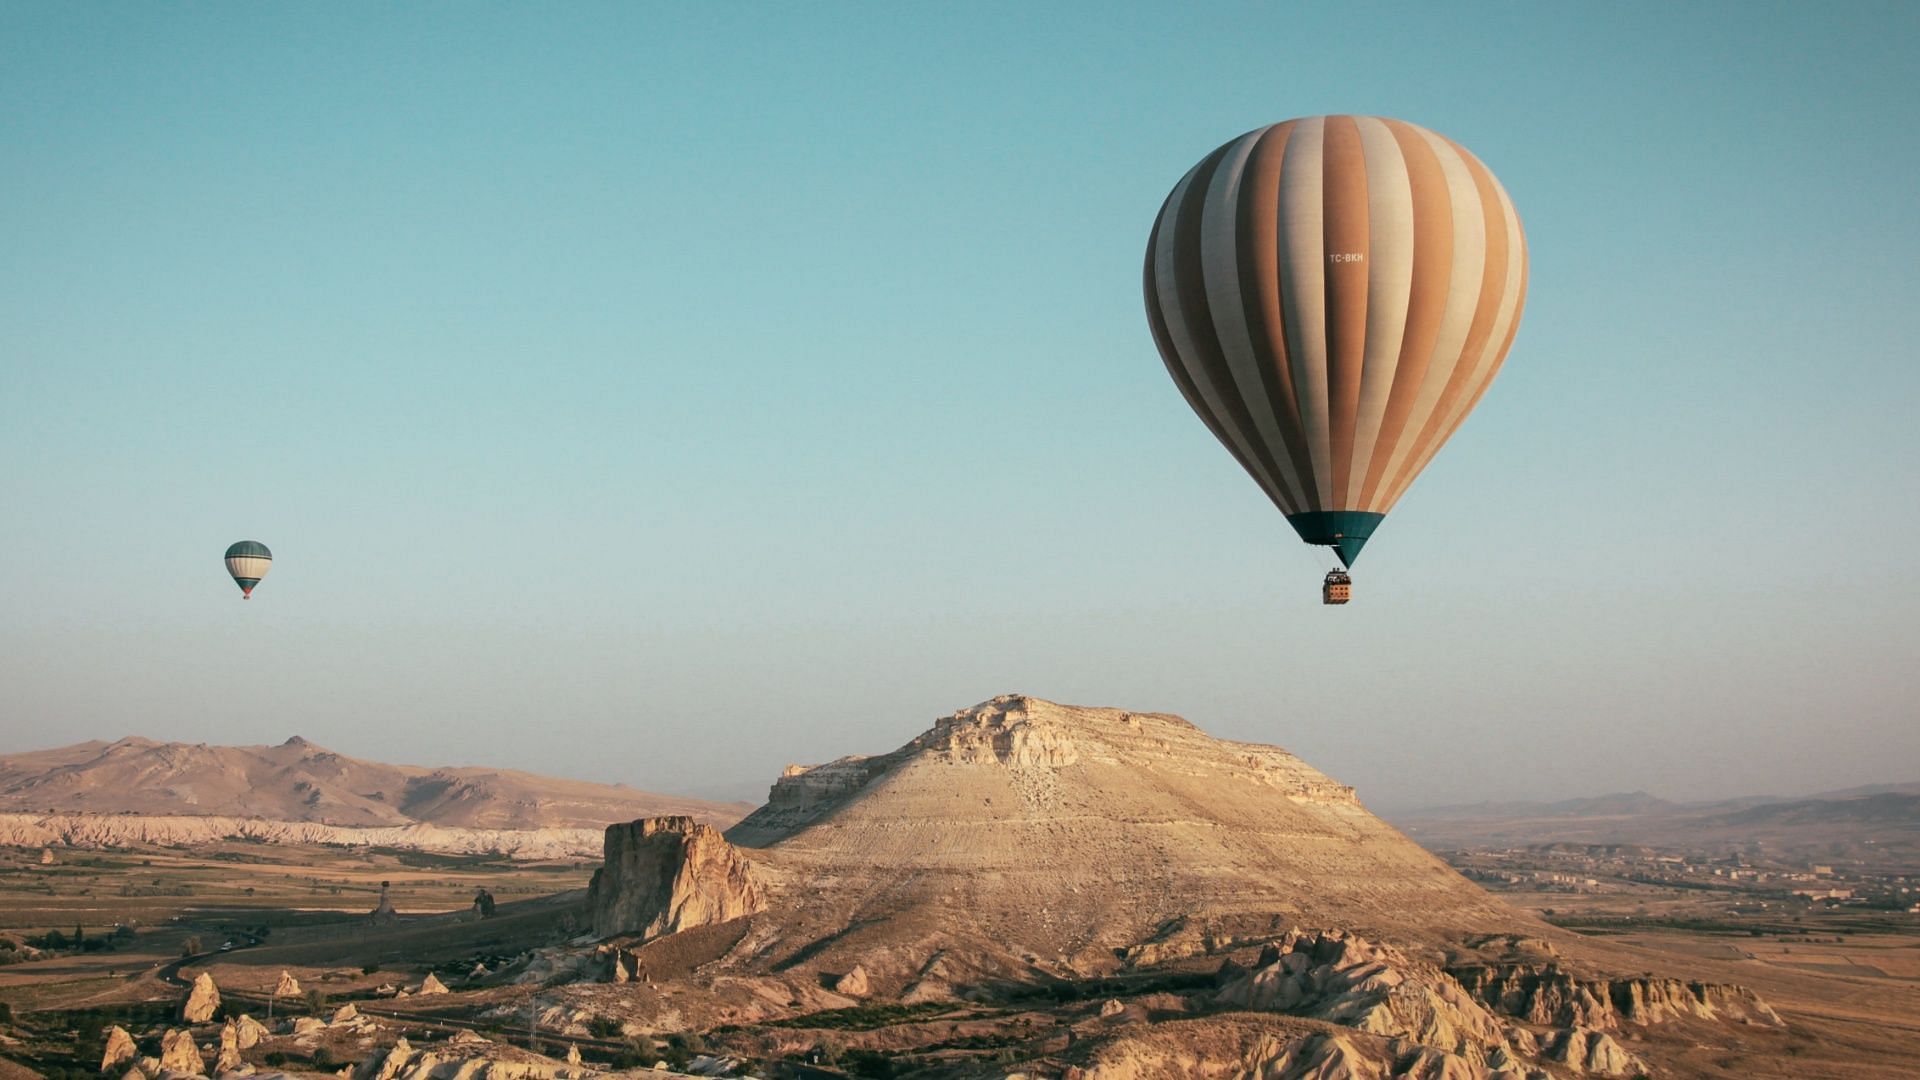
[
  {"x1": 536, "y1": 695, "x2": 1795, "y2": 1076},
  {"x1": 9, "y1": 695, "x2": 1883, "y2": 1078}
]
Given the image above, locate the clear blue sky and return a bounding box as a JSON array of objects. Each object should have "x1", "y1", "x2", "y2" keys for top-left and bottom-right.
[{"x1": 3, "y1": 3, "x2": 1915, "y2": 810}]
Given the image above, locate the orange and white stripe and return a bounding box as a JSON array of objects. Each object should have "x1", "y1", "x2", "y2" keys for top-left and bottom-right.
[{"x1": 1144, "y1": 115, "x2": 1528, "y2": 518}]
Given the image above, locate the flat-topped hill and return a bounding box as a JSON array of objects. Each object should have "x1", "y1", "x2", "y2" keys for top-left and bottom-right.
[{"x1": 715, "y1": 694, "x2": 1525, "y2": 978}]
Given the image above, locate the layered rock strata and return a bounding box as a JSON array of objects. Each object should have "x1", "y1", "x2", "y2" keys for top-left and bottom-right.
[{"x1": 587, "y1": 816, "x2": 763, "y2": 939}]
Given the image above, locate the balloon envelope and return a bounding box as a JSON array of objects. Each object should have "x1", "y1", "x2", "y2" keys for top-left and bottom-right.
[
  {"x1": 224, "y1": 540, "x2": 272, "y2": 598},
  {"x1": 1144, "y1": 115, "x2": 1528, "y2": 565}
]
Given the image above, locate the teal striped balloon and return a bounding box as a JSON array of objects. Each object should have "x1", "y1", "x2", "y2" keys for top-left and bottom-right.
[{"x1": 224, "y1": 541, "x2": 272, "y2": 599}]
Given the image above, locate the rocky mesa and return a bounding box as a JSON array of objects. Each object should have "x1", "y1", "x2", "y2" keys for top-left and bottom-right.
[{"x1": 561, "y1": 694, "x2": 1792, "y2": 1077}]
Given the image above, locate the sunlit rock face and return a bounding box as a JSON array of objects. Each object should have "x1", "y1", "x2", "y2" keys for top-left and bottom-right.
[
  {"x1": 722, "y1": 693, "x2": 1514, "y2": 983},
  {"x1": 548, "y1": 695, "x2": 1800, "y2": 1079},
  {"x1": 1452, "y1": 962, "x2": 1786, "y2": 1029},
  {"x1": 157, "y1": 1029, "x2": 204, "y2": 1076},
  {"x1": 180, "y1": 971, "x2": 220, "y2": 1023},
  {"x1": 588, "y1": 815, "x2": 763, "y2": 939}
]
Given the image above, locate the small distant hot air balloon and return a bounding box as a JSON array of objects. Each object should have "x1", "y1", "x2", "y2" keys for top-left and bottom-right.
[
  {"x1": 1144, "y1": 115, "x2": 1528, "y2": 603},
  {"x1": 224, "y1": 541, "x2": 272, "y2": 599}
]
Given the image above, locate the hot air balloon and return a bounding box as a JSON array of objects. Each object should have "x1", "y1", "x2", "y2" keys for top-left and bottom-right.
[
  {"x1": 224, "y1": 541, "x2": 272, "y2": 599},
  {"x1": 1144, "y1": 115, "x2": 1528, "y2": 603}
]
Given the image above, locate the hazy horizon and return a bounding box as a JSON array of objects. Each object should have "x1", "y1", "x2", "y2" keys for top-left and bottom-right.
[
  {"x1": 5, "y1": 4, "x2": 1916, "y2": 811},
  {"x1": 1, "y1": 700, "x2": 1913, "y2": 817}
]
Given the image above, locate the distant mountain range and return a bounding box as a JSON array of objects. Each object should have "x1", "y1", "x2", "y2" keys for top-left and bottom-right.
[
  {"x1": 1389, "y1": 784, "x2": 1920, "y2": 858},
  {"x1": 0, "y1": 735, "x2": 752, "y2": 831}
]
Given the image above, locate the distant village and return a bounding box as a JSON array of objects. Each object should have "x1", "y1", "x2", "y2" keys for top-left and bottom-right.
[{"x1": 1438, "y1": 842, "x2": 1920, "y2": 914}]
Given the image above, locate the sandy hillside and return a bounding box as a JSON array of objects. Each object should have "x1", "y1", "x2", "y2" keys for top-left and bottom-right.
[
  {"x1": 0, "y1": 734, "x2": 749, "y2": 831},
  {"x1": 720, "y1": 693, "x2": 1527, "y2": 980}
]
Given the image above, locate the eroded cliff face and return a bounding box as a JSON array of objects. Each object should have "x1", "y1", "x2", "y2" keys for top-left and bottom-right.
[
  {"x1": 587, "y1": 816, "x2": 763, "y2": 940},
  {"x1": 1212, "y1": 929, "x2": 1652, "y2": 1078},
  {"x1": 1451, "y1": 962, "x2": 1785, "y2": 1030}
]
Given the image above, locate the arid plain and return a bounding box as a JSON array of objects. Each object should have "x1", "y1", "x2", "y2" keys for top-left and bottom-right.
[{"x1": 3, "y1": 698, "x2": 1917, "y2": 1079}]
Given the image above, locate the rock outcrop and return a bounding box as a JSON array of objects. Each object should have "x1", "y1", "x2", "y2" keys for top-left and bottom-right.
[
  {"x1": 1545, "y1": 1027, "x2": 1639, "y2": 1076},
  {"x1": 722, "y1": 694, "x2": 1516, "y2": 980},
  {"x1": 181, "y1": 972, "x2": 220, "y2": 1023},
  {"x1": 214, "y1": 1020, "x2": 242, "y2": 1073},
  {"x1": 1208, "y1": 929, "x2": 1660, "y2": 1077},
  {"x1": 587, "y1": 816, "x2": 763, "y2": 939},
  {"x1": 100, "y1": 1025, "x2": 138, "y2": 1071},
  {"x1": 158, "y1": 1029, "x2": 204, "y2": 1076},
  {"x1": 369, "y1": 882, "x2": 399, "y2": 925},
  {"x1": 351, "y1": 1036, "x2": 587, "y2": 1080},
  {"x1": 233, "y1": 1014, "x2": 269, "y2": 1049},
  {"x1": 833, "y1": 965, "x2": 871, "y2": 998},
  {"x1": 1452, "y1": 963, "x2": 1785, "y2": 1030},
  {"x1": 1217, "y1": 930, "x2": 1510, "y2": 1066},
  {"x1": 417, "y1": 972, "x2": 449, "y2": 995},
  {"x1": 547, "y1": 695, "x2": 1797, "y2": 1079},
  {"x1": 274, "y1": 970, "x2": 301, "y2": 998},
  {"x1": 367, "y1": 1038, "x2": 417, "y2": 1080},
  {"x1": 1072, "y1": 1019, "x2": 1482, "y2": 1080}
]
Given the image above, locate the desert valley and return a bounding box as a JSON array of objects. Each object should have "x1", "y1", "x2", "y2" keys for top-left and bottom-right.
[
  {"x1": 9, "y1": 5, "x2": 1916, "y2": 1078},
  {"x1": 3, "y1": 696, "x2": 1916, "y2": 1079}
]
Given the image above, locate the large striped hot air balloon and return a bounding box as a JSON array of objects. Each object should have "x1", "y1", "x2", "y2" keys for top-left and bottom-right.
[
  {"x1": 224, "y1": 541, "x2": 272, "y2": 599},
  {"x1": 1144, "y1": 115, "x2": 1527, "y2": 598}
]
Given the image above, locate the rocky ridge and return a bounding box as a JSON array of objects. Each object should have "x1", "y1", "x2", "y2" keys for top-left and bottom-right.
[
  {"x1": 1213, "y1": 929, "x2": 1651, "y2": 1077},
  {"x1": 0, "y1": 734, "x2": 747, "y2": 830},
  {"x1": 0, "y1": 811, "x2": 609, "y2": 859},
  {"x1": 559, "y1": 694, "x2": 1794, "y2": 1078},
  {"x1": 1452, "y1": 963, "x2": 1784, "y2": 1030}
]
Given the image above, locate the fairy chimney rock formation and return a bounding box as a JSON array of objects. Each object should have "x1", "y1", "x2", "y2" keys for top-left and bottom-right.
[
  {"x1": 588, "y1": 815, "x2": 764, "y2": 939},
  {"x1": 101, "y1": 1026, "x2": 138, "y2": 1071},
  {"x1": 158, "y1": 1029, "x2": 204, "y2": 1075},
  {"x1": 833, "y1": 965, "x2": 871, "y2": 997},
  {"x1": 233, "y1": 1014, "x2": 268, "y2": 1049},
  {"x1": 369, "y1": 881, "x2": 398, "y2": 925},
  {"x1": 214, "y1": 1020, "x2": 242, "y2": 1074},
  {"x1": 181, "y1": 971, "x2": 220, "y2": 1023}
]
